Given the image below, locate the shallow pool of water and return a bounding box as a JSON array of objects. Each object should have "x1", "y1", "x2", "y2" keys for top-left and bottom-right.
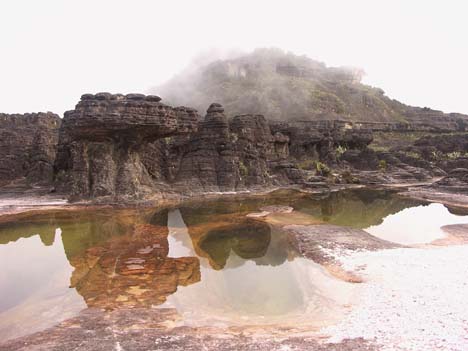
[{"x1": 0, "y1": 189, "x2": 466, "y2": 340}]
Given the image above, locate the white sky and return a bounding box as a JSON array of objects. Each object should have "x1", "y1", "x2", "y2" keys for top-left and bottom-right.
[{"x1": 1, "y1": 0, "x2": 467, "y2": 116}]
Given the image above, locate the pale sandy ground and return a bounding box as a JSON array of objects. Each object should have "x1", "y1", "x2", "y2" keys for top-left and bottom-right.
[
  {"x1": 0, "y1": 193, "x2": 69, "y2": 218},
  {"x1": 319, "y1": 203, "x2": 468, "y2": 350},
  {"x1": 321, "y1": 244, "x2": 468, "y2": 351}
]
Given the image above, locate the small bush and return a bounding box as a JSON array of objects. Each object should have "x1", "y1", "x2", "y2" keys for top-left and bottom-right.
[
  {"x1": 446, "y1": 151, "x2": 462, "y2": 160},
  {"x1": 405, "y1": 151, "x2": 421, "y2": 159},
  {"x1": 314, "y1": 161, "x2": 331, "y2": 176},
  {"x1": 341, "y1": 170, "x2": 359, "y2": 184},
  {"x1": 336, "y1": 145, "x2": 347, "y2": 158},
  {"x1": 378, "y1": 159, "x2": 387, "y2": 172},
  {"x1": 297, "y1": 159, "x2": 317, "y2": 170},
  {"x1": 239, "y1": 161, "x2": 248, "y2": 177}
]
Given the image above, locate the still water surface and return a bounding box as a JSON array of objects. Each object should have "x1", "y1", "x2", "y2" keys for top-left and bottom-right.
[{"x1": 1, "y1": 189, "x2": 467, "y2": 340}]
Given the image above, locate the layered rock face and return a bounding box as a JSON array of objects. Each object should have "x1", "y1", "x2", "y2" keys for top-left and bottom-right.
[
  {"x1": 271, "y1": 121, "x2": 373, "y2": 163},
  {"x1": 3, "y1": 93, "x2": 452, "y2": 201},
  {"x1": 54, "y1": 95, "x2": 379, "y2": 200},
  {"x1": 54, "y1": 93, "x2": 200, "y2": 199},
  {"x1": 174, "y1": 104, "x2": 290, "y2": 192},
  {"x1": 0, "y1": 112, "x2": 61, "y2": 186}
]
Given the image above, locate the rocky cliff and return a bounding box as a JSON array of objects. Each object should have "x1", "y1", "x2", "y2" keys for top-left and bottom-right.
[
  {"x1": 53, "y1": 94, "x2": 374, "y2": 200},
  {"x1": 2, "y1": 93, "x2": 465, "y2": 201},
  {"x1": 54, "y1": 93, "x2": 200, "y2": 200},
  {"x1": 0, "y1": 112, "x2": 61, "y2": 186}
]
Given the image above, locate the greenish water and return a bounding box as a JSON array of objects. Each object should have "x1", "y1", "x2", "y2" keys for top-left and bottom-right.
[{"x1": 0, "y1": 188, "x2": 467, "y2": 340}]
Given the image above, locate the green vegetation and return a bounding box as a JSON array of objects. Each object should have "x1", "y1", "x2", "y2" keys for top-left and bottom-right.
[
  {"x1": 370, "y1": 132, "x2": 426, "y2": 151},
  {"x1": 336, "y1": 145, "x2": 347, "y2": 158},
  {"x1": 314, "y1": 161, "x2": 331, "y2": 176},
  {"x1": 341, "y1": 170, "x2": 360, "y2": 184},
  {"x1": 405, "y1": 151, "x2": 421, "y2": 159},
  {"x1": 447, "y1": 151, "x2": 463, "y2": 160},
  {"x1": 378, "y1": 160, "x2": 387, "y2": 172},
  {"x1": 297, "y1": 159, "x2": 330, "y2": 176},
  {"x1": 297, "y1": 159, "x2": 317, "y2": 170},
  {"x1": 238, "y1": 161, "x2": 248, "y2": 177},
  {"x1": 370, "y1": 131, "x2": 467, "y2": 152},
  {"x1": 309, "y1": 90, "x2": 346, "y2": 114}
]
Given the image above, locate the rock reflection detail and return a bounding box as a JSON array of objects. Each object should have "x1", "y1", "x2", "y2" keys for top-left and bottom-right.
[{"x1": 69, "y1": 219, "x2": 201, "y2": 310}]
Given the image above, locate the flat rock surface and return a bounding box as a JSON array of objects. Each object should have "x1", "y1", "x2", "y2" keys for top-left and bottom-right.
[
  {"x1": 0, "y1": 188, "x2": 69, "y2": 219},
  {"x1": 286, "y1": 224, "x2": 401, "y2": 264},
  {"x1": 401, "y1": 188, "x2": 468, "y2": 210},
  {"x1": 433, "y1": 223, "x2": 468, "y2": 245},
  {"x1": 0, "y1": 308, "x2": 378, "y2": 351}
]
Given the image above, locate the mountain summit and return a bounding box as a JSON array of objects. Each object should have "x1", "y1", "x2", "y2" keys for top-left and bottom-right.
[{"x1": 155, "y1": 48, "x2": 465, "y2": 124}]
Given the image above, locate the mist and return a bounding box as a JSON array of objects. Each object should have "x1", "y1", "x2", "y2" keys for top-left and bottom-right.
[{"x1": 1, "y1": 0, "x2": 468, "y2": 116}]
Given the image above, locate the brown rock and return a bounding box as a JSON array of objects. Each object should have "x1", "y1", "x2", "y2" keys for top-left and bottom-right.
[{"x1": 0, "y1": 112, "x2": 61, "y2": 186}]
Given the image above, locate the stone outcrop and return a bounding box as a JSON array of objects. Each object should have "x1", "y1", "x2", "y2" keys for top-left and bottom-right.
[
  {"x1": 271, "y1": 121, "x2": 373, "y2": 163},
  {"x1": 51, "y1": 95, "x2": 397, "y2": 200},
  {"x1": 54, "y1": 93, "x2": 200, "y2": 199},
  {"x1": 4, "y1": 91, "x2": 465, "y2": 201},
  {"x1": 60, "y1": 93, "x2": 198, "y2": 141},
  {"x1": 0, "y1": 112, "x2": 61, "y2": 186},
  {"x1": 286, "y1": 224, "x2": 402, "y2": 265},
  {"x1": 173, "y1": 104, "x2": 291, "y2": 192}
]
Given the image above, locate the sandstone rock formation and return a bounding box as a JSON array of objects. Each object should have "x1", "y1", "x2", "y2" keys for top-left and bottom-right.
[
  {"x1": 2, "y1": 87, "x2": 466, "y2": 202},
  {"x1": 174, "y1": 104, "x2": 291, "y2": 192},
  {"x1": 58, "y1": 93, "x2": 460, "y2": 200},
  {"x1": 0, "y1": 113, "x2": 61, "y2": 186},
  {"x1": 54, "y1": 93, "x2": 200, "y2": 199}
]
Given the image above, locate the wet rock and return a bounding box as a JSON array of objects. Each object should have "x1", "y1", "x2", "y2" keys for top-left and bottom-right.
[
  {"x1": 286, "y1": 224, "x2": 402, "y2": 265},
  {"x1": 439, "y1": 223, "x2": 468, "y2": 244},
  {"x1": 259, "y1": 205, "x2": 294, "y2": 213},
  {"x1": 434, "y1": 167, "x2": 468, "y2": 189},
  {"x1": 0, "y1": 307, "x2": 378, "y2": 351}
]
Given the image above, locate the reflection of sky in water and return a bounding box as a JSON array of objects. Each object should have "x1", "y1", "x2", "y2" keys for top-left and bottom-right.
[
  {"x1": 2, "y1": 191, "x2": 468, "y2": 339},
  {"x1": 366, "y1": 203, "x2": 468, "y2": 245},
  {"x1": 0, "y1": 229, "x2": 85, "y2": 341},
  {"x1": 167, "y1": 209, "x2": 195, "y2": 257},
  {"x1": 165, "y1": 209, "x2": 349, "y2": 323},
  {"x1": 167, "y1": 209, "x2": 303, "y2": 316}
]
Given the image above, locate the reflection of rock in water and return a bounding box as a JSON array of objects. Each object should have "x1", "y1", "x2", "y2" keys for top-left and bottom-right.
[
  {"x1": 296, "y1": 189, "x2": 421, "y2": 228},
  {"x1": 0, "y1": 221, "x2": 56, "y2": 246},
  {"x1": 198, "y1": 220, "x2": 271, "y2": 269},
  {"x1": 68, "y1": 217, "x2": 201, "y2": 310}
]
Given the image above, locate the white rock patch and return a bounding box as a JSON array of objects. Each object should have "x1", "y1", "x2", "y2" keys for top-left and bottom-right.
[{"x1": 323, "y1": 246, "x2": 468, "y2": 351}]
